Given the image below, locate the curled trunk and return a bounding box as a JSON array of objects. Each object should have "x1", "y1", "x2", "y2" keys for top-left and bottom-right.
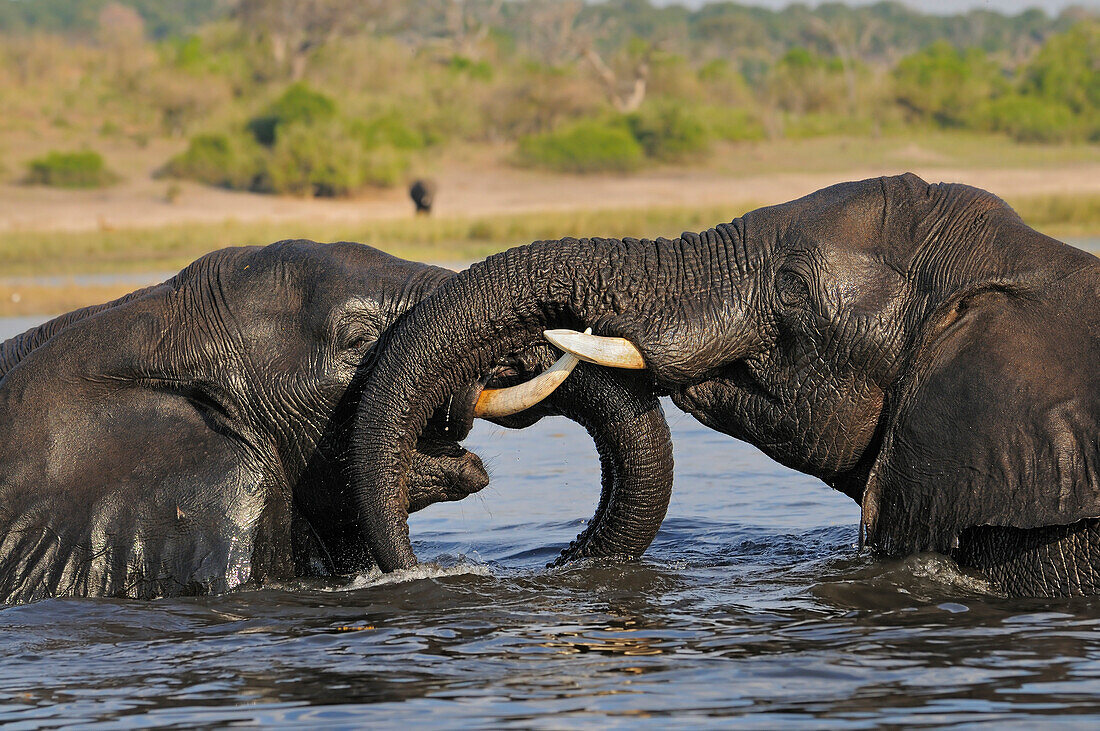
[
  {"x1": 491, "y1": 358, "x2": 673, "y2": 564},
  {"x1": 351, "y1": 239, "x2": 650, "y2": 570},
  {"x1": 352, "y1": 228, "x2": 748, "y2": 570}
]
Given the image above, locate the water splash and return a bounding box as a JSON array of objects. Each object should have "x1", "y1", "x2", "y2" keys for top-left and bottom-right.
[{"x1": 336, "y1": 559, "x2": 493, "y2": 591}]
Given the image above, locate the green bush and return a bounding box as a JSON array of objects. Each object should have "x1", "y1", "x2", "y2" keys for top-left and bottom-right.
[
  {"x1": 167, "y1": 104, "x2": 414, "y2": 197},
  {"x1": 767, "y1": 47, "x2": 852, "y2": 115},
  {"x1": 264, "y1": 121, "x2": 408, "y2": 196},
  {"x1": 978, "y1": 95, "x2": 1079, "y2": 143},
  {"x1": 626, "y1": 104, "x2": 711, "y2": 160},
  {"x1": 700, "y1": 108, "x2": 767, "y2": 142},
  {"x1": 447, "y1": 55, "x2": 493, "y2": 81},
  {"x1": 1021, "y1": 21, "x2": 1100, "y2": 116},
  {"x1": 355, "y1": 112, "x2": 430, "y2": 151},
  {"x1": 518, "y1": 121, "x2": 644, "y2": 173},
  {"x1": 161, "y1": 133, "x2": 265, "y2": 190},
  {"x1": 25, "y1": 150, "x2": 117, "y2": 188},
  {"x1": 247, "y1": 82, "x2": 337, "y2": 146},
  {"x1": 893, "y1": 42, "x2": 1006, "y2": 127}
]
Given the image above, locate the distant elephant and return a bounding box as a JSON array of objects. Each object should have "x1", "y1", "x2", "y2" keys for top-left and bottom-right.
[
  {"x1": 409, "y1": 179, "x2": 436, "y2": 215},
  {"x1": 351, "y1": 173, "x2": 1100, "y2": 597},
  {"x1": 0, "y1": 240, "x2": 672, "y2": 604}
]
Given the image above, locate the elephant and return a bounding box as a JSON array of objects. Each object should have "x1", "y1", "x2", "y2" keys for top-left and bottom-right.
[
  {"x1": 0, "y1": 240, "x2": 672, "y2": 604},
  {"x1": 409, "y1": 179, "x2": 436, "y2": 215},
  {"x1": 350, "y1": 173, "x2": 1100, "y2": 597}
]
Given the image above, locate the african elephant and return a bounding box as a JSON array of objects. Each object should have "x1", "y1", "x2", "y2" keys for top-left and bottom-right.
[
  {"x1": 0, "y1": 240, "x2": 672, "y2": 604},
  {"x1": 351, "y1": 173, "x2": 1100, "y2": 597},
  {"x1": 409, "y1": 179, "x2": 436, "y2": 215}
]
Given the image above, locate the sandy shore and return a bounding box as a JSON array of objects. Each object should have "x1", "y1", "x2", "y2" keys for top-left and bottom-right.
[{"x1": 4, "y1": 159, "x2": 1100, "y2": 235}]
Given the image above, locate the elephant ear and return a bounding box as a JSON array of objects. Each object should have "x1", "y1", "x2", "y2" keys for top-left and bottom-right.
[{"x1": 861, "y1": 276, "x2": 1100, "y2": 557}]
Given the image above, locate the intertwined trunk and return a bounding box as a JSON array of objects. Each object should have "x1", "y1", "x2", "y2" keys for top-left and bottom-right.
[
  {"x1": 492, "y1": 360, "x2": 674, "y2": 564},
  {"x1": 352, "y1": 225, "x2": 752, "y2": 570}
]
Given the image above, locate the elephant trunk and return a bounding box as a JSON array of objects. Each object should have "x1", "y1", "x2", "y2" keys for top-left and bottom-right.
[
  {"x1": 485, "y1": 354, "x2": 674, "y2": 562},
  {"x1": 352, "y1": 226, "x2": 755, "y2": 571},
  {"x1": 546, "y1": 366, "x2": 673, "y2": 564}
]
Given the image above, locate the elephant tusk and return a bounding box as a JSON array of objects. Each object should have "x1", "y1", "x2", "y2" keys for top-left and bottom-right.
[
  {"x1": 472, "y1": 329, "x2": 590, "y2": 418},
  {"x1": 543, "y1": 328, "x2": 646, "y2": 369}
]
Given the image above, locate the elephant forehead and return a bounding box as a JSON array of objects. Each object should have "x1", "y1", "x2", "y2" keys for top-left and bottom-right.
[{"x1": 764, "y1": 174, "x2": 930, "y2": 264}]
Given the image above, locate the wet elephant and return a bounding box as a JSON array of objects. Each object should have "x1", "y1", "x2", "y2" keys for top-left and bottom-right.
[
  {"x1": 351, "y1": 173, "x2": 1100, "y2": 597},
  {"x1": 0, "y1": 240, "x2": 672, "y2": 603}
]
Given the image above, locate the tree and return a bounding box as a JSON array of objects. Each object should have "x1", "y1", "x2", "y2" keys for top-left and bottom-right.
[
  {"x1": 234, "y1": 0, "x2": 399, "y2": 80},
  {"x1": 1021, "y1": 20, "x2": 1100, "y2": 116},
  {"x1": 892, "y1": 41, "x2": 1006, "y2": 126},
  {"x1": 807, "y1": 13, "x2": 885, "y2": 115}
]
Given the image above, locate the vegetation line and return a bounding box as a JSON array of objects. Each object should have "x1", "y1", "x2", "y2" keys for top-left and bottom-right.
[{"x1": 0, "y1": 194, "x2": 1097, "y2": 318}]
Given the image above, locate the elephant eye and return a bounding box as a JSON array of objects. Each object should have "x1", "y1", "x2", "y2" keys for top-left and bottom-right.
[
  {"x1": 776, "y1": 270, "x2": 812, "y2": 310},
  {"x1": 340, "y1": 329, "x2": 376, "y2": 352},
  {"x1": 346, "y1": 335, "x2": 374, "y2": 351}
]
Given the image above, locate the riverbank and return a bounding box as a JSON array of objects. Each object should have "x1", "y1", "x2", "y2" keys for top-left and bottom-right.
[
  {"x1": 2, "y1": 199, "x2": 1098, "y2": 318},
  {"x1": 3, "y1": 135, "x2": 1100, "y2": 317}
]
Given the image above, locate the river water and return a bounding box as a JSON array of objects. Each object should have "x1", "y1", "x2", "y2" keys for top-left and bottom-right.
[{"x1": 2, "y1": 238, "x2": 1099, "y2": 728}]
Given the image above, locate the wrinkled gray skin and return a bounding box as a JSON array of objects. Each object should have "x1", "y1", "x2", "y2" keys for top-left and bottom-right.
[
  {"x1": 0, "y1": 240, "x2": 671, "y2": 604},
  {"x1": 353, "y1": 173, "x2": 1100, "y2": 597}
]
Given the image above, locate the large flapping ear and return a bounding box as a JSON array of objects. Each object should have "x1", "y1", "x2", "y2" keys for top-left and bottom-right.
[{"x1": 861, "y1": 272, "x2": 1100, "y2": 557}]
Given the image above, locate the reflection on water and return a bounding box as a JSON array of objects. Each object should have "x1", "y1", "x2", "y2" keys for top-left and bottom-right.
[{"x1": 2, "y1": 240, "x2": 1100, "y2": 727}]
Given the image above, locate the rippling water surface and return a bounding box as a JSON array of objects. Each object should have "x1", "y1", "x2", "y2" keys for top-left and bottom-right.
[
  {"x1": 3, "y1": 243, "x2": 1100, "y2": 729},
  {"x1": 3, "y1": 410, "x2": 1100, "y2": 728}
]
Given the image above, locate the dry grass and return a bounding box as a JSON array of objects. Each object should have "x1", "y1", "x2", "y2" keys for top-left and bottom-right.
[
  {"x1": 0, "y1": 203, "x2": 763, "y2": 277},
  {"x1": 0, "y1": 281, "x2": 137, "y2": 317},
  {"x1": 0, "y1": 193, "x2": 1096, "y2": 317}
]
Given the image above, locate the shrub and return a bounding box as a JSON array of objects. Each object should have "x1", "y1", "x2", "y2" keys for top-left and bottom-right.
[
  {"x1": 767, "y1": 47, "x2": 851, "y2": 115},
  {"x1": 978, "y1": 95, "x2": 1079, "y2": 143},
  {"x1": 161, "y1": 133, "x2": 264, "y2": 190},
  {"x1": 626, "y1": 104, "x2": 711, "y2": 160},
  {"x1": 1021, "y1": 20, "x2": 1100, "y2": 116},
  {"x1": 247, "y1": 82, "x2": 337, "y2": 146},
  {"x1": 355, "y1": 112, "x2": 430, "y2": 150},
  {"x1": 166, "y1": 116, "x2": 411, "y2": 197},
  {"x1": 698, "y1": 107, "x2": 767, "y2": 142},
  {"x1": 518, "y1": 121, "x2": 643, "y2": 173},
  {"x1": 447, "y1": 55, "x2": 493, "y2": 81},
  {"x1": 264, "y1": 121, "x2": 408, "y2": 196},
  {"x1": 893, "y1": 42, "x2": 1006, "y2": 127},
  {"x1": 25, "y1": 150, "x2": 117, "y2": 188}
]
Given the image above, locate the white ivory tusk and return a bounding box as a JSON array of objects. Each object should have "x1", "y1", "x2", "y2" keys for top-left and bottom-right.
[
  {"x1": 473, "y1": 329, "x2": 591, "y2": 418},
  {"x1": 542, "y1": 328, "x2": 646, "y2": 369}
]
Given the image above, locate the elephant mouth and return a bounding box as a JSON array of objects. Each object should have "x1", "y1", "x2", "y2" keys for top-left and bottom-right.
[
  {"x1": 409, "y1": 354, "x2": 550, "y2": 510},
  {"x1": 671, "y1": 361, "x2": 779, "y2": 436},
  {"x1": 406, "y1": 434, "x2": 489, "y2": 513},
  {"x1": 403, "y1": 344, "x2": 584, "y2": 516},
  {"x1": 426, "y1": 346, "x2": 568, "y2": 441}
]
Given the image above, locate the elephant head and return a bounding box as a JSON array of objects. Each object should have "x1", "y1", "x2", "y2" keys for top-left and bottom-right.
[
  {"x1": 351, "y1": 173, "x2": 1100, "y2": 596},
  {"x1": 0, "y1": 240, "x2": 671, "y2": 602}
]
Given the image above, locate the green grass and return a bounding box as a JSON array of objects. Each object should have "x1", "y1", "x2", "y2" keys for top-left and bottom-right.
[{"x1": 1011, "y1": 194, "x2": 1100, "y2": 235}]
